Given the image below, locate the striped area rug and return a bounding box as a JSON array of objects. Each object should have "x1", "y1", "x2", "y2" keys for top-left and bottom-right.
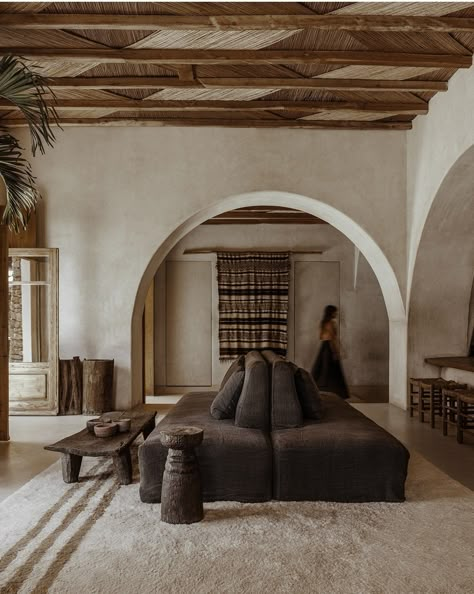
[
  {"x1": 217, "y1": 252, "x2": 290, "y2": 359},
  {"x1": 0, "y1": 452, "x2": 473, "y2": 594}
]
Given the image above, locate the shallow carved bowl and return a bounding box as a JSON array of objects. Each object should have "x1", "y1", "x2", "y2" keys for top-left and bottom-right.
[
  {"x1": 94, "y1": 422, "x2": 118, "y2": 438},
  {"x1": 116, "y1": 418, "x2": 131, "y2": 433},
  {"x1": 86, "y1": 418, "x2": 104, "y2": 433}
]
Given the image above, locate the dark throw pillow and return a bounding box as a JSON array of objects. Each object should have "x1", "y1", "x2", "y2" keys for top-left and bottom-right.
[
  {"x1": 211, "y1": 368, "x2": 245, "y2": 420},
  {"x1": 293, "y1": 366, "x2": 323, "y2": 420},
  {"x1": 220, "y1": 355, "x2": 245, "y2": 390},
  {"x1": 235, "y1": 351, "x2": 270, "y2": 430}
]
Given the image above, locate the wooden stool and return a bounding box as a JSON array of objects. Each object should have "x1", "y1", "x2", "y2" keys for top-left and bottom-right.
[
  {"x1": 418, "y1": 379, "x2": 465, "y2": 428},
  {"x1": 409, "y1": 378, "x2": 425, "y2": 418},
  {"x1": 442, "y1": 388, "x2": 462, "y2": 436},
  {"x1": 456, "y1": 391, "x2": 474, "y2": 444},
  {"x1": 159, "y1": 426, "x2": 204, "y2": 525}
]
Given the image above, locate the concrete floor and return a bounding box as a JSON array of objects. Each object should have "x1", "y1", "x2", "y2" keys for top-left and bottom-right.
[{"x1": 0, "y1": 404, "x2": 472, "y2": 503}]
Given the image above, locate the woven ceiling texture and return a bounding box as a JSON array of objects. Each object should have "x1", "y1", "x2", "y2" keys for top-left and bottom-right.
[{"x1": 0, "y1": 2, "x2": 473, "y2": 129}]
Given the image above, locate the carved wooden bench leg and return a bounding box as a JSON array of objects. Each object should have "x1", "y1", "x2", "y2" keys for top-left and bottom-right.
[
  {"x1": 113, "y1": 448, "x2": 132, "y2": 485},
  {"x1": 61, "y1": 453, "x2": 82, "y2": 483},
  {"x1": 142, "y1": 418, "x2": 155, "y2": 440}
]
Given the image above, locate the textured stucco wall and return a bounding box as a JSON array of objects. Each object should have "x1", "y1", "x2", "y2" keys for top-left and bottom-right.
[
  {"x1": 155, "y1": 223, "x2": 389, "y2": 388},
  {"x1": 407, "y1": 68, "x2": 474, "y2": 380},
  {"x1": 407, "y1": 68, "x2": 474, "y2": 299},
  {"x1": 23, "y1": 127, "x2": 406, "y2": 408}
]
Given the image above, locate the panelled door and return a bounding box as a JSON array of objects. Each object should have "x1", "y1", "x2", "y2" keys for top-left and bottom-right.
[{"x1": 8, "y1": 248, "x2": 59, "y2": 415}]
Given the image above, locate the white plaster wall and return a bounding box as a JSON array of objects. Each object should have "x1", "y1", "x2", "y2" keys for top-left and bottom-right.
[
  {"x1": 22, "y1": 127, "x2": 406, "y2": 408},
  {"x1": 155, "y1": 223, "x2": 389, "y2": 388},
  {"x1": 407, "y1": 67, "x2": 474, "y2": 300},
  {"x1": 407, "y1": 67, "x2": 474, "y2": 380}
]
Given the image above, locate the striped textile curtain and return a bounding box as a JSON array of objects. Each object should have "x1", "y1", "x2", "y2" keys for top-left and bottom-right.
[{"x1": 217, "y1": 252, "x2": 290, "y2": 359}]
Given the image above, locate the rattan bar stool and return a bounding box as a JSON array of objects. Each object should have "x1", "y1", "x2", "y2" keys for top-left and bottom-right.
[
  {"x1": 456, "y1": 390, "x2": 474, "y2": 444},
  {"x1": 417, "y1": 379, "x2": 466, "y2": 428}
]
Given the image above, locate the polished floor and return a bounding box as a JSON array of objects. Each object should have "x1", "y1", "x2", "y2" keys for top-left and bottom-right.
[{"x1": 0, "y1": 404, "x2": 472, "y2": 503}]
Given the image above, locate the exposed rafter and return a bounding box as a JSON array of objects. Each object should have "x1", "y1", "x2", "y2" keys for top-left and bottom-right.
[
  {"x1": 1, "y1": 14, "x2": 474, "y2": 33},
  {"x1": 45, "y1": 77, "x2": 449, "y2": 93},
  {"x1": 0, "y1": 99, "x2": 429, "y2": 115},
  {"x1": 0, "y1": 48, "x2": 471, "y2": 69},
  {"x1": 3, "y1": 118, "x2": 412, "y2": 130}
]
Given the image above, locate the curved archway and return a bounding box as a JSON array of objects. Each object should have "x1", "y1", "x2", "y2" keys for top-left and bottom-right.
[
  {"x1": 131, "y1": 191, "x2": 407, "y2": 408},
  {"x1": 409, "y1": 146, "x2": 474, "y2": 380}
]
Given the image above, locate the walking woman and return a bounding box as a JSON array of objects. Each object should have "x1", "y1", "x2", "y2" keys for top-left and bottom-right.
[{"x1": 311, "y1": 305, "x2": 349, "y2": 399}]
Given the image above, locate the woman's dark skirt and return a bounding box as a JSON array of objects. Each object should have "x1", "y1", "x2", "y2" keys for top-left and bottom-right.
[{"x1": 311, "y1": 340, "x2": 349, "y2": 399}]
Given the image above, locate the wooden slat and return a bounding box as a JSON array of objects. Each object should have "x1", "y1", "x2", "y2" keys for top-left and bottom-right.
[
  {"x1": 3, "y1": 117, "x2": 412, "y2": 130},
  {"x1": 1, "y1": 14, "x2": 474, "y2": 33},
  {"x1": 0, "y1": 99, "x2": 428, "y2": 115},
  {"x1": 0, "y1": 48, "x2": 471, "y2": 68},
  {"x1": 46, "y1": 77, "x2": 449, "y2": 93}
]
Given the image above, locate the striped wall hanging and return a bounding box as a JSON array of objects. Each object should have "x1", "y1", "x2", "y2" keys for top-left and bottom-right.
[{"x1": 217, "y1": 252, "x2": 290, "y2": 359}]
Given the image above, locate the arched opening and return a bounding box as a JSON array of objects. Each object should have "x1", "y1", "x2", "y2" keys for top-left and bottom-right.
[
  {"x1": 131, "y1": 191, "x2": 406, "y2": 408},
  {"x1": 409, "y1": 146, "x2": 474, "y2": 382}
]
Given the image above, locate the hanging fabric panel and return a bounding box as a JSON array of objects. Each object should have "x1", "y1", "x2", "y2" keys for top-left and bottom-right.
[{"x1": 217, "y1": 252, "x2": 290, "y2": 359}]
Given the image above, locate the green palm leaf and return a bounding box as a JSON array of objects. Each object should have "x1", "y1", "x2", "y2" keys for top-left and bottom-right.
[
  {"x1": 0, "y1": 133, "x2": 40, "y2": 232},
  {"x1": 0, "y1": 55, "x2": 58, "y2": 231},
  {"x1": 0, "y1": 54, "x2": 58, "y2": 155}
]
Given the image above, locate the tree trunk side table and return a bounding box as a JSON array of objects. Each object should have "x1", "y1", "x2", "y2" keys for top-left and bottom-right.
[{"x1": 160, "y1": 426, "x2": 204, "y2": 524}]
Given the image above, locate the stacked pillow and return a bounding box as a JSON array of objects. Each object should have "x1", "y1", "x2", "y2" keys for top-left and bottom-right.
[
  {"x1": 234, "y1": 351, "x2": 269, "y2": 430},
  {"x1": 210, "y1": 355, "x2": 245, "y2": 420},
  {"x1": 210, "y1": 350, "x2": 322, "y2": 428},
  {"x1": 291, "y1": 364, "x2": 323, "y2": 420}
]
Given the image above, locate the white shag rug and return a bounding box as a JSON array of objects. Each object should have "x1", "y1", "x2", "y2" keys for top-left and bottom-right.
[{"x1": 1, "y1": 450, "x2": 473, "y2": 594}]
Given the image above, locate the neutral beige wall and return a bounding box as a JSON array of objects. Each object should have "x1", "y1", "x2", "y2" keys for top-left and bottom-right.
[
  {"x1": 154, "y1": 223, "x2": 389, "y2": 389},
  {"x1": 407, "y1": 67, "x2": 474, "y2": 380},
  {"x1": 407, "y1": 67, "x2": 474, "y2": 300},
  {"x1": 21, "y1": 126, "x2": 406, "y2": 408}
]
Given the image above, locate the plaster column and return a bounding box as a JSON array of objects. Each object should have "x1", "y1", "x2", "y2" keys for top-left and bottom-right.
[{"x1": 389, "y1": 319, "x2": 408, "y2": 410}]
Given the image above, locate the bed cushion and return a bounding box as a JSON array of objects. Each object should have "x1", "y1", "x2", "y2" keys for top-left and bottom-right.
[
  {"x1": 235, "y1": 351, "x2": 270, "y2": 430},
  {"x1": 139, "y1": 391, "x2": 272, "y2": 503},
  {"x1": 262, "y1": 350, "x2": 303, "y2": 429},
  {"x1": 271, "y1": 392, "x2": 409, "y2": 502},
  {"x1": 220, "y1": 355, "x2": 245, "y2": 390},
  {"x1": 210, "y1": 367, "x2": 245, "y2": 419},
  {"x1": 293, "y1": 366, "x2": 323, "y2": 420}
]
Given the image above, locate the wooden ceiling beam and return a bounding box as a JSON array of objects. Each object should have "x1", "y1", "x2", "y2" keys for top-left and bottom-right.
[
  {"x1": 1, "y1": 14, "x2": 473, "y2": 33},
  {"x1": 46, "y1": 77, "x2": 448, "y2": 93},
  {"x1": 3, "y1": 118, "x2": 412, "y2": 130},
  {"x1": 0, "y1": 99, "x2": 428, "y2": 115},
  {"x1": 0, "y1": 48, "x2": 471, "y2": 68}
]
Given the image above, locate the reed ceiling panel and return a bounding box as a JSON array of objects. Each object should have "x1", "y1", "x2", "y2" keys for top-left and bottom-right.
[{"x1": 0, "y1": 1, "x2": 472, "y2": 130}]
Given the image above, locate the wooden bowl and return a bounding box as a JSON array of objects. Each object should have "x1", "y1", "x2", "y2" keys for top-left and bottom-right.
[
  {"x1": 116, "y1": 418, "x2": 131, "y2": 433},
  {"x1": 94, "y1": 422, "x2": 118, "y2": 438},
  {"x1": 86, "y1": 418, "x2": 104, "y2": 434}
]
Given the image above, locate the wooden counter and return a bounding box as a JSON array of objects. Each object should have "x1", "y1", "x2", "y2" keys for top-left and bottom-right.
[{"x1": 425, "y1": 357, "x2": 474, "y2": 373}]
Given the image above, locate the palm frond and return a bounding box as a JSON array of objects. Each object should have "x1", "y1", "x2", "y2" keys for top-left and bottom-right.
[
  {"x1": 0, "y1": 132, "x2": 39, "y2": 232},
  {"x1": 0, "y1": 54, "x2": 59, "y2": 156}
]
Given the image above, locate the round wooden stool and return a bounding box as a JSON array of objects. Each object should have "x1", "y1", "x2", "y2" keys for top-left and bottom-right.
[{"x1": 159, "y1": 426, "x2": 204, "y2": 524}]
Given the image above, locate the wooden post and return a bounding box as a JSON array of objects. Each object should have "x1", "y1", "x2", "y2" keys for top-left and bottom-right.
[
  {"x1": 59, "y1": 356, "x2": 83, "y2": 414},
  {"x1": 0, "y1": 192, "x2": 9, "y2": 440},
  {"x1": 83, "y1": 359, "x2": 114, "y2": 414},
  {"x1": 144, "y1": 282, "x2": 154, "y2": 397}
]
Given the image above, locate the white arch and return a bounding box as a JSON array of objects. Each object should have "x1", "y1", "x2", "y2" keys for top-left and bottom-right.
[{"x1": 131, "y1": 191, "x2": 407, "y2": 408}]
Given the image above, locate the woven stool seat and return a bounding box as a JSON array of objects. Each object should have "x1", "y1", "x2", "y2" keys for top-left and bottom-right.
[{"x1": 409, "y1": 377, "x2": 466, "y2": 428}]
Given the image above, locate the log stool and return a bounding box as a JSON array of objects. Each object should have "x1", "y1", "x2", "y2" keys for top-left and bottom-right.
[
  {"x1": 159, "y1": 426, "x2": 204, "y2": 525},
  {"x1": 456, "y1": 390, "x2": 474, "y2": 444}
]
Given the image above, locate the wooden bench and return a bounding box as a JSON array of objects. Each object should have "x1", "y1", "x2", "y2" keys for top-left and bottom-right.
[{"x1": 45, "y1": 410, "x2": 156, "y2": 485}]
